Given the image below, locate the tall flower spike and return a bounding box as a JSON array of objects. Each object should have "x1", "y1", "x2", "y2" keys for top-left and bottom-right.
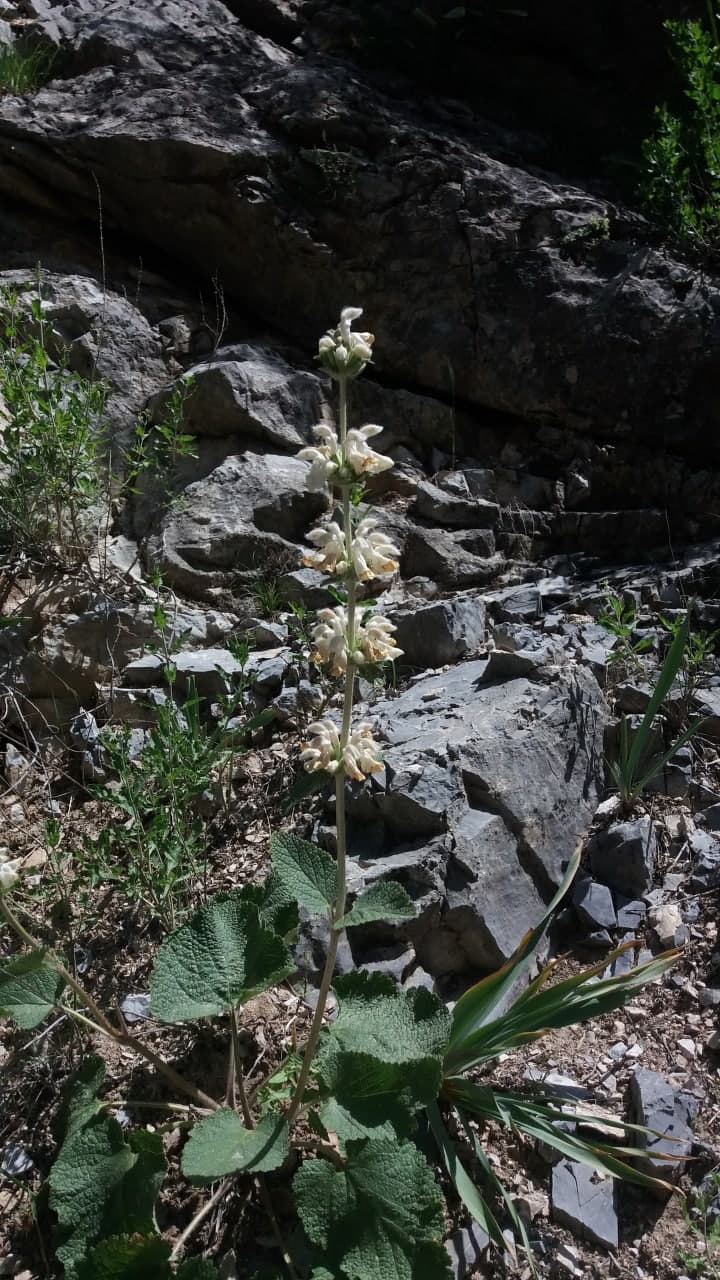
[{"x1": 317, "y1": 307, "x2": 374, "y2": 381}]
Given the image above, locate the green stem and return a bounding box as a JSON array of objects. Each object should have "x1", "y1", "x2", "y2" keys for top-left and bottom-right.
[
  {"x1": 0, "y1": 895, "x2": 220, "y2": 1112},
  {"x1": 231, "y1": 1004, "x2": 255, "y2": 1129},
  {"x1": 286, "y1": 380, "x2": 356, "y2": 1128}
]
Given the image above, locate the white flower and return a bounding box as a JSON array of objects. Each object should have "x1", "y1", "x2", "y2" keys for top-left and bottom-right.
[
  {"x1": 311, "y1": 606, "x2": 351, "y2": 675},
  {"x1": 299, "y1": 718, "x2": 343, "y2": 774},
  {"x1": 350, "y1": 518, "x2": 401, "y2": 581},
  {"x1": 343, "y1": 723, "x2": 384, "y2": 780},
  {"x1": 299, "y1": 718, "x2": 383, "y2": 780},
  {"x1": 311, "y1": 607, "x2": 403, "y2": 673},
  {"x1": 297, "y1": 424, "x2": 341, "y2": 491},
  {"x1": 345, "y1": 425, "x2": 394, "y2": 478},
  {"x1": 360, "y1": 613, "x2": 403, "y2": 664},
  {"x1": 317, "y1": 307, "x2": 375, "y2": 380},
  {"x1": 303, "y1": 521, "x2": 348, "y2": 575},
  {"x1": 0, "y1": 849, "x2": 20, "y2": 892},
  {"x1": 303, "y1": 516, "x2": 400, "y2": 581}
]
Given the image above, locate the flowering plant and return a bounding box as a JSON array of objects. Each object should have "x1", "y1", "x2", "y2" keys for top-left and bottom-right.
[{"x1": 0, "y1": 308, "x2": 680, "y2": 1279}]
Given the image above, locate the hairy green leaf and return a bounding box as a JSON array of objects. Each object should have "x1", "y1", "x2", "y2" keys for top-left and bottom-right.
[
  {"x1": 318, "y1": 1050, "x2": 430, "y2": 1146},
  {"x1": 149, "y1": 897, "x2": 292, "y2": 1022},
  {"x1": 55, "y1": 1057, "x2": 107, "y2": 1144},
  {"x1": 0, "y1": 948, "x2": 65, "y2": 1028},
  {"x1": 325, "y1": 972, "x2": 451, "y2": 1069},
  {"x1": 76, "y1": 1235, "x2": 219, "y2": 1279},
  {"x1": 335, "y1": 881, "x2": 416, "y2": 929},
  {"x1": 49, "y1": 1121, "x2": 166, "y2": 1279},
  {"x1": 270, "y1": 832, "x2": 336, "y2": 915},
  {"x1": 294, "y1": 1138, "x2": 451, "y2": 1280},
  {"x1": 182, "y1": 1110, "x2": 289, "y2": 1183},
  {"x1": 238, "y1": 873, "x2": 299, "y2": 940}
]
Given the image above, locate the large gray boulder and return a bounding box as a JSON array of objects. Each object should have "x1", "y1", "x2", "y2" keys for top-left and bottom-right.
[
  {"x1": 142, "y1": 447, "x2": 328, "y2": 594},
  {"x1": 346, "y1": 655, "x2": 607, "y2": 975},
  {"x1": 2, "y1": 0, "x2": 720, "y2": 466}
]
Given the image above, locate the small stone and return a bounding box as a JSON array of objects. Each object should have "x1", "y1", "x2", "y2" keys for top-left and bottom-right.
[
  {"x1": 707, "y1": 1030, "x2": 720, "y2": 1052},
  {"x1": 698, "y1": 988, "x2": 720, "y2": 1008},
  {"x1": 445, "y1": 1222, "x2": 490, "y2": 1279},
  {"x1": 573, "y1": 878, "x2": 617, "y2": 931},
  {"x1": 1, "y1": 1144, "x2": 33, "y2": 1177},
  {"x1": 588, "y1": 818, "x2": 657, "y2": 897},
  {"x1": 552, "y1": 1159, "x2": 619, "y2": 1249},
  {"x1": 677, "y1": 1038, "x2": 696, "y2": 1060},
  {"x1": 615, "y1": 898, "x2": 646, "y2": 931},
  {"x1": 608, "y1": 1041, "x2": 628, "y2": 1062},
  {"x1": 120, "y1": 993, "x2": 151, "y2": 1024},
  {"x1": 648, "y1": 903, "x2": 684, "y2": 949},
  {"x1": 625, "y1": 1043, "x2": 644, "y2": 1060}
]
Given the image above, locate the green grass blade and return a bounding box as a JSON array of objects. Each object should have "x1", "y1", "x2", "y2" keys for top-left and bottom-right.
[
  {"x1": 426, "y1": 1100, "x2": 508, "y2": 1254},
  {"x1": 456, "y1": 1110, "x2": 534, "y2": 1274},
  {"x1": 446, "y1": 844, "x2": 581, "y2": 1067},
  {"x1": 625, "y1": 615, "x2": 688, "y2": 780}
]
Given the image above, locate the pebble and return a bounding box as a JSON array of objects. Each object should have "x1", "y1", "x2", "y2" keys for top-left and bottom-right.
[
  {"x1": 699, "y1": 988, "x2": 720, "y2": 1008},
  {"x1": 677, "y1": 1037, "x2": 697, "y2": 1060}
]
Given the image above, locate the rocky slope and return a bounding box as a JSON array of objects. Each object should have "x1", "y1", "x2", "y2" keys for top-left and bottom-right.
[{"x1": 1, "y1": 3, "x2": 720, "y2": 1278}]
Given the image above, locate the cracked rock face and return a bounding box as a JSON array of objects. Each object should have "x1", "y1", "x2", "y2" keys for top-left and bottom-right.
[
  {"x1": 345, "y1": 657, "x2": 607, "y2": 976},
  {"x1": 3, "y1": 0, "x2": 720, "y2": 464}
]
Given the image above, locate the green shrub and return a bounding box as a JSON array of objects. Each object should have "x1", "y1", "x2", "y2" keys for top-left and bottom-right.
[{"x1": 641, "y1": 13, "x2": 720, "y2": 241}]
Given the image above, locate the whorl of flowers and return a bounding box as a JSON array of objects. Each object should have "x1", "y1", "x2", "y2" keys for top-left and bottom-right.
[
  {"x1": 303, "y1": 517, "x2": 400, "y2": 582},
  {"x1": 298, "y1": 423, "x2": 393, "y2": 493},
  {"x1": 299, "y1": 718, "x2": 384, "y2": 781},
  {"x1": 311, "y1": 606, "x2": 403, "y2": 676},
  {"x1": 317, "y1": 306, "x2": 374, "y2": 381}
]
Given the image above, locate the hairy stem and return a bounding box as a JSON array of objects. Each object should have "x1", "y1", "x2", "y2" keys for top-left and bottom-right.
[
  {"x1": 230, "y1": 1004, "x2": 254, "y2": 1129},
  {"x1": 286, "y1": 377, "x2": 355, "y2": 1127}
]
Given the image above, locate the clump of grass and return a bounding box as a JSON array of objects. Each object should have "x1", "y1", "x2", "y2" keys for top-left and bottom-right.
[{"x1": 0, "y1": 40, "x2": 56, "y2": 96}]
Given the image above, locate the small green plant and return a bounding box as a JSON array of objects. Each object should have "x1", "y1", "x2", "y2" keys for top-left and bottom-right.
[
  {"x1": 599, "y1": 586, "x2": 654, "y2": 678},
  {"x1": 249, "y1": 570, "x2": 285, "y2": 617},
  {"x1": 0, "y1": 283, "x2": 108, "y2": 557},
  {"x1": 0, "y1": 310, "x2": 681, "y2": 1278},
  {"x1": 608, "y1": 614, "x2": 704, "y2": 810},
  {"x1": 0, "y1": 40, "x2": 56, "y2": 95},
  {"x1": 661, "y1": 611, "x2": 718, "y2": 722},
  {"x1": 679, "y1": 1171, "x2": 720, "y2": 1277},
  {"x1": 641, "y1": 11, "x2": 720, "y2": 241},
  {"x1": 123, "y1": 379, "x2": 197, "y2": 497},
  {"x1": 561, "y1": 214, "x2": 611, "y2": 246}
]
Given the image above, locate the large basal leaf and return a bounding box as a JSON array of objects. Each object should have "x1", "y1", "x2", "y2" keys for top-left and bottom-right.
[
  {"x1": 322, "y1": 972, "x2": 451, "y2": 1072},
  {"x1": 239, "y1": 871, "x2": 299, "y2": 939},
  {"x1": 182, "y1": 1110, "x2": 289, "y2": 1183},
  {"x1": 149, "y1": 897, "x2": 292, "y2": 1023},
  {"x1": 270, "y1": 832, "x2": 337, "y2": 915},
  {"x1": 335, "y1": 881, "x2": 416, "y2": 930},
  {"x1": 318, "y1": 1049, "x2": 431, "y2": 1146},
  {"x1": 76, "y1": 1236, "x2": 219, "y2": 1279},
  {"x1": 294, "y1": 1137, "x2": 452, "y2": 1280},
  {"x1": 49, "y1": 1121, "x2": 166, "y2": 1279},
  {"x1": 0, "y1": 948, "x2": 65, "y2": 1028}
]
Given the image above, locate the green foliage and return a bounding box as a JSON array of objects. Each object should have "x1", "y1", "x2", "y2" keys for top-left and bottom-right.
[
  {"x1": 0, "y1": 39, "x2": 56, "y2": 95},
  {"x1": 149, "y1": 890, "x2": 293, "y2": 1022},
  {"x1": 77, "y1": 1235, "x2": 218, "y2": 1279},
  {"x1": 641, "y1": 17, "x2": 720, "y2": 240},
  {"x1": 679, "y1": 1171, "x2": 720, "y2": 1276},
  {"x1": 182, "y1": 1110, "x2": 289, "y2": 1183},
  {"x1": 335, "y1": 880, "x2": 415, "y2": 929},
  {"x1": 123, "y1": 379, "x2": 197, "y2": 497},
  {"x1": 598, "y1": 587, "x2": 653, "y2": 678},
  {"x1": 0, "y1": 948, "x2": 65, "y2": 1027},
  {"x1": 660, "y1": 611, "x2": 718, "y2": 720},
  {"x1": 0, "y1": 283, "x2": 108, "y2": 556},
  {"x1": 270, "y1": 831, "x2": 338, "y2": 915},
  {"x1": 607, "y1": 614, "x2": 704, "y2": 808},
  {"x1": 83, "y1": 689, "x2": 236, "y2": 927},
  {"x1": 294, "y1": 1137, "x2": 452, "y2": 1280},
  {"x1": 49, "y1": 1063, "x2": 166, "y2": 1278}
]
